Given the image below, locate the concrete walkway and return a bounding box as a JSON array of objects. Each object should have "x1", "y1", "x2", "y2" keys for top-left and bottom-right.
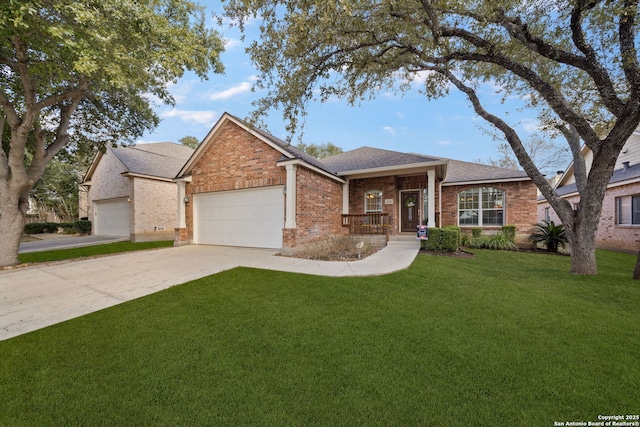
[{"x1": 0, "y1": 239, "x2": 420, "y2": 341}]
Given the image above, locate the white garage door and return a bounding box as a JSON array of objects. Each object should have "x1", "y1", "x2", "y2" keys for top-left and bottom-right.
[
  {"x1": 94, "y1": 199, "x2": 130, "y2": 237},
  {"x1": 194, "y1": 187, "x2": 284, "y2": 249}
]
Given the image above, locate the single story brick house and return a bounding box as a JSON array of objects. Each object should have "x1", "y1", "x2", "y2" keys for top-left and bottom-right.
[
  {"x1": 538, "y1": 130, "x2": 640, "y2": 253},
  {"x1": 81, "y1": 142, "x2": 194, "y2": 241},
  {"x1": 174, "y1": 113, "x2": 537, "y2": 254}
]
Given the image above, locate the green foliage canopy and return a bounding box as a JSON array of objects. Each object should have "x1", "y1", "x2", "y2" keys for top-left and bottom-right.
[{"x1": 0, "y1": 0, "x2": 224, "y2": 180}]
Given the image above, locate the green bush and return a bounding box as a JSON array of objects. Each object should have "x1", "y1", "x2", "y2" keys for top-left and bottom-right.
[
  {"x1": 443, "y1": 225, "x2": 461, "y2": 246},
  {"x1": 502, "y1": 225, "x2": 516, "y2": 242},
  {"x1": 59, "y1": 222, "x2": 76, "y2": 234},
  {"x1": 471, "y1": 227, "x2": 482, "y2": 238},
  {"x1": 424, "y1": 228, "x2": 459, "y2": 252},
  {"x1": 24, "y1": 222, "x2": 59, "y2": 234},
  {"x1": 74, "y1": 220, "x2": 92, "y2": 235},
  {"x1": 469, "y1": 233, "x2": 518, "y2": 251}
]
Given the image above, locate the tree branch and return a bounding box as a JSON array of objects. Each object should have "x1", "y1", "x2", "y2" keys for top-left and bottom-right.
[
  {"x1": 434, "y1": 66, "x2": 573, "y2": 219},
  {"x1": 619, "y1": 0, "x2": 640, "y2": 99}
]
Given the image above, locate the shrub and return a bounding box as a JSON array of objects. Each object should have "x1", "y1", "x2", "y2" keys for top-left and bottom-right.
[
  {"x1": 24, "y1": 222, "x2": 59, "y2": 234},
  {"x1": 424, "y1": 228, "x2": 459, "y2": 252},
  {"x1": 469, "y1": 234, "x2": 518, "y2": 251},
  {"x1": 471, "y1": 227, "x2": 482, "y2": 238},
  {"x1": 74, "y1": 220, "x2": 92, "y2": 235},
  {"x1": 443, "y1": 225, "x2": 461, "y2": 246},
  {"x1": 529, "y1": 221, "x2": 568, "y2": 252},
  {"x1": 59, "y1": 222, "x2": 76, "y2": 234},
  {"x1": 502, "y1": 225, "x2": 516, "y2": 243}
]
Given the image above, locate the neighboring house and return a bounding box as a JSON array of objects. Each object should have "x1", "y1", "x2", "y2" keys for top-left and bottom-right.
[
  {"x1": 537, "y1": 131, "x2": 640, "y2": 253},
  {"x1": 81, "y1": 142, "x2": 194, "y2": 241},
  {"x1": 174, "y1": 113, "x2": 538, "y2": 254}
]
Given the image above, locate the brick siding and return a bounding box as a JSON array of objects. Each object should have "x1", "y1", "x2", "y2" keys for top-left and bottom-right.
[
  {"x1": 131, "y1": 177, "x2": 177, "y2": 241},
  {"x1": 294, "y1": 166, "x2": 343, "y2": 244}
]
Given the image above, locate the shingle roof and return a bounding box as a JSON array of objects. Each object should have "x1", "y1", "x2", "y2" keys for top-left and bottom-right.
[
  {"x1": 540, "y1": 161, "x2": 640, "y2": 200},
  {"x1": 319, "y1": 146, "x2": 530, "y2": 183},
  {"x1": 111, "y1": 142, "x2": 194, "y2": 179},
  {"x1": 321, "y1": 146, "x2": 442, "y2": 173},
  {"x1": 443, "y1": 159, "x2": 530, "y2": 184}
]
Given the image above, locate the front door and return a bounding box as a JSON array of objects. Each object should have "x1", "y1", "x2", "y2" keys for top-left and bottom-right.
[{"x1": 401, "y1": 191, "x2": 420, "y2": 232}]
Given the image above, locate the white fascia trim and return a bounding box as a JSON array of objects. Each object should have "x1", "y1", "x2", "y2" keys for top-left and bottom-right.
[
  {"x1": 121, "y1": 172, "x2": 175, "y2": 183},
  {"x1": 339, "y1": 161, "x2": 448, "y2": 178},
  {"x1": 174, "y1": 175, "x2": 193, "y2": 183},
  {"x1": 441, "y1": 177, "x2": 531, "y2": 186},
  {"x1": 277, "y1": 158, "x2": 346, "y2": 183}
]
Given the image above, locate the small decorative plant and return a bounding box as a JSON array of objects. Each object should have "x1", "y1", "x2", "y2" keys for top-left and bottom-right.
[{"x1": 528, "y1": 221, "x2": 568, "y2": 252}]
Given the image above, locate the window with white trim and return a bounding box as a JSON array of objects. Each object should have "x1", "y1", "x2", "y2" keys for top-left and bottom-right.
[
  {"x1": 616, "y1": 195, "x2": 640, "y2": 225},
  {"x1": 365, "y1": 190, "x2": 382, "y2": 213},
  {"x1": 458, "y1": 187, "x2": 505, "y2": 226}
]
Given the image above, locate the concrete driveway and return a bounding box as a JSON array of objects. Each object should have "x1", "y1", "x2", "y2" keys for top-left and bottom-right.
[{"x1": 0, "y1": 240, "x2": 420, "y2": 341}]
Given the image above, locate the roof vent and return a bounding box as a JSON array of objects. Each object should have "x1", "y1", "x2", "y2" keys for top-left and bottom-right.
[
  {"x1": 623, "y1": 161, "x2": 630, "y2": 170},
  {"x1": 556, "y1": 170, "x2": 563, "y2": 175}
]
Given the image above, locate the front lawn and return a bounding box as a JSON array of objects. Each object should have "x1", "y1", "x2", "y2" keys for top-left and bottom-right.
[
  {"x1": 1, "y1": 250, "x2": 638, "y2": 425},
  {"x1": 18, "y1": 240, "x2": 174, "y2": 264}
]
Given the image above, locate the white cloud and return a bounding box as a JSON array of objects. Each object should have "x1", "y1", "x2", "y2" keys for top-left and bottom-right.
[
  {"x1": 223, "y1": 37, "x2": 242, "y2": 50},
  {"x1": 209, "y1": 81, "x2": 253, "y2": 100},
  {"x1": 436, "y1": 140, "x2": 452, "y2": 146},
  {"x1": 161, "y1": 109, "x2": 219, "y2": 126},
  {"x1": 519, "y1": 118, "x2": 541, "y2": 133},
  {"x1": 382, "y1": 126, "x2": 396, "y2": 135},
  {"x1": 396, "y1": 112, "x2": 405, "y2": 119}
]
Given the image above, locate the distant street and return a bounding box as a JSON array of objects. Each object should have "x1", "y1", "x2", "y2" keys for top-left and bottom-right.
[{"x1": 19, "y1": 235, "x2": 128, "y2": 254}]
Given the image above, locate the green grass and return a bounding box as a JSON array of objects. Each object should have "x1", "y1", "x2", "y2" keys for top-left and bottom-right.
[
  {"x1": 1, "y1": 249, "x2": 638, "y2": 426},
  {"x1": 19, "y1": 240, "x2": 174, "y2": 263}
]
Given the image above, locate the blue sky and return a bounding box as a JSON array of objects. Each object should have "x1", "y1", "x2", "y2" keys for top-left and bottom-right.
[{"x1": 139, "y1": 2, "x2": 543, "y2": 164}]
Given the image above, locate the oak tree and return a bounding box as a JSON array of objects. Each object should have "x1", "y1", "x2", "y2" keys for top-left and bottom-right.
[
  {"x1": 0, "y1": 0, "x2": 224, "y2": 267},
  {"x1": 225, "y1": 0, "x2": 640, "y2": 274}
]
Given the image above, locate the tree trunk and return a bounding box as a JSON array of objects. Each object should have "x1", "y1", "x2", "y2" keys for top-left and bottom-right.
[
  {"x1": 633, "y1": 250, "x2": 640, "y2": 280},
  {"x1": 0, "y1": 198, "x2": 26, "y2": 268},
  {"x1": 565, "y1": 217, "x2": 598, "y2": 275},
  {"x1": 568, "y1": 235, "x2": 598, "y2": 275}
]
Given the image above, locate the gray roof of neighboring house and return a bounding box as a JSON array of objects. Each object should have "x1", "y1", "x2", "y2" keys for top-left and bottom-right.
[
  {"x1": 539, "y1": 161, "x2": 640, "y2": 200},
  {"x1": 111, "y1": 142, "x2": 194, "y2": 179},
  {"x1": 320, "y1": 146, "x2": 442, "y2": 173}
]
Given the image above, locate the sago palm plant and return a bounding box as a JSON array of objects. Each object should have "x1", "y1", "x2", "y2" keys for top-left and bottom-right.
[{"x1": 529, "y1": 221, "x2": 568, "y2": 252}]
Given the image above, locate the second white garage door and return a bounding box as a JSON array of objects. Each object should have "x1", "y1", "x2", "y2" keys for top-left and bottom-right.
[
  {"x1": 194, "y1": 186, "x2": 284, "y2": 249},
  {"x1": 94, "y1": 199, "x2": 130, "y2": 237}
]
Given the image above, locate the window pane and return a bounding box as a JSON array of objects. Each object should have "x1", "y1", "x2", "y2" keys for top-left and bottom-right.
[
  {"x1": 618, "y1": 196, "x2": 631, "y2": 224},
  {"x1": 365, "y1": 190, "x2": 382, "y2": 213},
  {"x1": 459, "y1": 210, "x2": 478, "y2": 225},
  {"x1": 482, "y1": 209, "x2": 504, "y2": 226},
  {"x1": 633, "y1": 196, "x2": 640, "y2": 224},
  {"x1": 482, "y1": 187, "x2": 504, "y2": 209},
  {"x1": 459, "y1": 189, "x2": 479, "y2": 210}
]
